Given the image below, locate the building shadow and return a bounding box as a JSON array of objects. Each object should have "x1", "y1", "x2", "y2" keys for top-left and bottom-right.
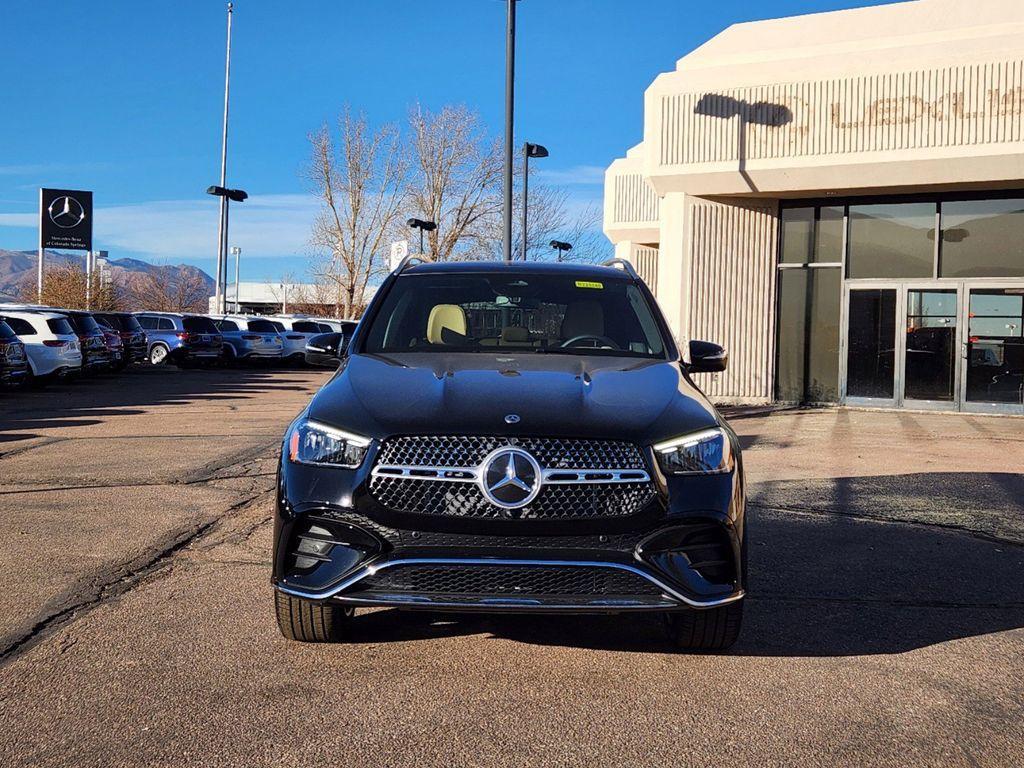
[
  {"x1": 337, "y1": 472, "x2": 1024, "y2": 657},
  {"x1": 694, "y1": 94, "x2": 793, "y2": 192}
]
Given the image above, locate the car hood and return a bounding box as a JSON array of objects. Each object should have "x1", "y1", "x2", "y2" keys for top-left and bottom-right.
[{"x1": 307, "y1": 352, "x2": 719, "y2": 444}]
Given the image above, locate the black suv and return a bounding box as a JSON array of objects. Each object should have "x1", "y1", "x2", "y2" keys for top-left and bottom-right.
[{"x1": 273, "y1": 260, "x2": 745, "y2": 650}]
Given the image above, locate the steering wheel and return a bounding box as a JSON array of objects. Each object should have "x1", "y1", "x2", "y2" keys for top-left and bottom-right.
[{"x1": 559, "y1": 334, "x2": 621, "y2": 350}]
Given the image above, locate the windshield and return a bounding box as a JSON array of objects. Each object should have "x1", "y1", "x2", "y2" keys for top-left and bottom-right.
[
  {"x1": 362, "y1": 272, "x2": 667, "y2": 358},
  {"x1": 0, "y1": 321, "x2": 15, "y2": 340}
]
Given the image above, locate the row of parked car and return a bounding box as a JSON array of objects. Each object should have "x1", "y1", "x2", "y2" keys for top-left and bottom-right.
[{"x1": 0, "y1": 303, "x2": 356, "y2": 387}]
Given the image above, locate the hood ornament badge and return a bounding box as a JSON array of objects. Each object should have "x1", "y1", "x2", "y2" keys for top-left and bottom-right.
[{"x1": 504, "y1": 414, "x2": 521, "y2": 424}]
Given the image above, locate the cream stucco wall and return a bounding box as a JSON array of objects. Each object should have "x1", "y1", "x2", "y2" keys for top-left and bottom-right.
[{"x1": 603, "y1": 0, "x2": 1024, "y2": 403}]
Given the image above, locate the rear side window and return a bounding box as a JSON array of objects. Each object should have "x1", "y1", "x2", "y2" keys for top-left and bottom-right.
[
  {"x1": 158, "y1": 318, "x2": 176, "y2": 330},
  {"x1": 120, "y1": 315, "x2": 143, "y2": 332},
  {"x1": 137, "y1": 316, "x2": 156, "y2": 330},
  {"x1": 247, "y1": 320, "x2": 278, "y2": 333},
  {"x1": 293, "y1": 321, "x2": 321, "y2": 333},
  {"x1": 183, "y1": 316, "x2": 218, "y2": 333},
  {"x1": 0, "y1": 320, "x2": 16, "y2": 340},
  {"x1": 47, "y1": 318, "x2": 74, "y2": 335},
  {"x1": 71, "y1": 314, "x2": 101, "y2": 333},
  {"x1": 2, "y1": 317, "x2": 37, "y2": 336},
  {"x1": 216, "y1": 319, "x2": 239, "y2": 332}
]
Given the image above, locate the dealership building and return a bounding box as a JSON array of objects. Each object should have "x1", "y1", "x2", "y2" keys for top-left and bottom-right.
[{"x1": 604, "y1": 0, "x2": 1024, "y2": 414}]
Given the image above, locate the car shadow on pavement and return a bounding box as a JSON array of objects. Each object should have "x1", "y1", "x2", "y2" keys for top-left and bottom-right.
[
  {"x1": 0, "y1": 366, "x2": 327, "y2": 447},
  {"x1": 340, "y1": 477, "x2": 1024, "y2": 656}
]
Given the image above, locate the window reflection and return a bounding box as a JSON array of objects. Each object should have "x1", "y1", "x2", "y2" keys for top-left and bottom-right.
[
  {"x1": 848, "y1": 203, "x2": 935, "y2": 279},
  {"x1": 905, "y1": 289, "x2": 956, "y2": 401},
  {"x1": 940, "y1": 199, "x2": 1024, "y2": 278},
  {"x1": 966, "y1": 289, "x2": 1024, "y2": 404}
]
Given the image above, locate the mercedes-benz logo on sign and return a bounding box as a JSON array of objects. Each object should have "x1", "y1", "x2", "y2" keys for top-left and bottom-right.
[
  {"x1": 479, "y1": 447, "x2": 542, "y2": 511},
  {"x1": 48, "y1": 196, "x2": 87, "y2": 229}
]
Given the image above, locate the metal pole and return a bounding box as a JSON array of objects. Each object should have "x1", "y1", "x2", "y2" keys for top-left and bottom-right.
[
  {"x1": 214, "y1": 2, "x2": 233, "y2": 314},
  {"x1": 419, "y1": 227, "x2": 424, "y2": 255},
  {"x1": 233, "y1": 247, "x2": 241, "y2": 313},
  {"x1": 221, "y1": 199, "x2": 230, "y2": 313},
  {"x1": 502, "y1": 0, "x2": 516, "y2": 262},
  {"x1": 37, "y1": 189, "x2": 44, "y2": 303},
  {"x1": 85, "y1": 251, "x2": 92, "y2": 309},
  {"x1": 520, "y1": 144, "x2": 528, "y2": 260}
]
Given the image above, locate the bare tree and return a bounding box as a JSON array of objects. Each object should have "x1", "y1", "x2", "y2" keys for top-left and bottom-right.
[
  {"x1": 127, "y1": 268, "x2": 208, "y2": 312},
  {"x1": 305, "y1": 110, "x2": 408, "y2": 318},
  {"x1": 19, "y1": 262, "x2": 124, "y2": 310},
  {"x1": 405, "y1": 104, "x2": 504, "y2": 261}
]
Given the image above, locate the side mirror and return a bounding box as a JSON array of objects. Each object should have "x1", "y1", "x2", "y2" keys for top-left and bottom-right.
[
  {"x1": 304, "y1": 332, "x2": 344, "y2": 368},
  {"x1": 687, "y1": 340, "x2": 728, "y2": 373}
]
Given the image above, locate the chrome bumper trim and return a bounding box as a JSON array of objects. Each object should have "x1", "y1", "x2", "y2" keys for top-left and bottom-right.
[{"x1": 275, "y1": 557, "x2": 744, "y2": 610}]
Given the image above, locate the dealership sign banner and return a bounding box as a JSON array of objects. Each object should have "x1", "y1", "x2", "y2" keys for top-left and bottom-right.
[{"x1": 40, "y1": 188, "x2": 93, "y2": 251}]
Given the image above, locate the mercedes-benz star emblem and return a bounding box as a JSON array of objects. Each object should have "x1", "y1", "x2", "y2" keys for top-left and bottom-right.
[
  {"x1": 504, "y1": 414, "x2": 521, "y2": 424},
  {"x1": 479, "y1": 447, "x2": 542, "y2": 511},
  {"x1": 48, "y1": 196, "x2": 86, "y2": 229}
]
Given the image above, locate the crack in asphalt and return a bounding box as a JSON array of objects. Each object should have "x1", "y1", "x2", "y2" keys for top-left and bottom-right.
[{"x1": 0, "y1": 459, "x2": 277, "y2": 667}]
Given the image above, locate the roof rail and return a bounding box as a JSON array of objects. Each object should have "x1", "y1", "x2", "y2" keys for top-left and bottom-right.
[
  {"x1": 601, "y1": 257, "x2": 640, "y2": 281},
  {"x1": 392, "y1": 254, "x2": 430, "y2": 275}
]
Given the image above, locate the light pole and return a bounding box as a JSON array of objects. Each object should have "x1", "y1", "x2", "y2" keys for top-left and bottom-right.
[
  {"x1": 231, "y1": 246, "x2": 241, "y2": 312},
  {"x1": 521, "y1": 142, "x2": 548, "y2": 260},
  {"x1": 407, "y1": 218, "x2": 437, "y2": 256},
  {"x1": 550, "y1": 240, "x2": 572, "y2": 261},
  {"x1": 206, "y1": 186, "x2": 247, "y2": 312},
  {"x1": 214, "y1": 2, "x2": 234, "y2": 316},
  {"x1": 502, "y1": 0, "x2": 519, "y2": 262}
]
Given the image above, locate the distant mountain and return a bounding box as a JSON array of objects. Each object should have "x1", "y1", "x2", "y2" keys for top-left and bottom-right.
[{"x1": 0, "y1": 249, "x2": 214, "y2": 300}]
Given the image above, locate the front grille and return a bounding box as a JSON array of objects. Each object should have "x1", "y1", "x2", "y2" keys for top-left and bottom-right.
[
  {"x1": 371, "y1": 476, "x2": 653, "y2": 519},
  {"x1": 376, "y1": 436, "x2": 646, "y2": 471},
  {"x1": 369, "y1": 435, "x2": 655, "y2": 520},
  {"x1": 351, "y1": 564, "x2": 662, "y2": 596}
]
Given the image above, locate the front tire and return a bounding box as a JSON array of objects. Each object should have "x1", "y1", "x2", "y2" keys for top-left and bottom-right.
[
  {"x1": 274, "y1": 591, "x2": 354, "y2": 643},
  {"x1": 663, "y1": 600, "x2": 743, "y2": 652},
  {"x1": 149, "y1": 344, "x2": 169, "y2": 366}
]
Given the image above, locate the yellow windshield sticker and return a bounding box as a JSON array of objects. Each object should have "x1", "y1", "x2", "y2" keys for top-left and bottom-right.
[{"x1": 575, "y1": 280, "x2": 603, "y2": 289}]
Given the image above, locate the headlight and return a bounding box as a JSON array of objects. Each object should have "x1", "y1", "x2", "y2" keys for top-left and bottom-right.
[
  {"x1": 653, "y1": 427, "x2": 733, "y2": 475},
  {"x1": 287, "y1": 418, "x2": 370, "y2": 468}
]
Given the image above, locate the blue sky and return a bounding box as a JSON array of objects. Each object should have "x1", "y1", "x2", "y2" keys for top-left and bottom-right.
[{"x1": 0, "y1": 0, "x2": 898, "y2": 281}]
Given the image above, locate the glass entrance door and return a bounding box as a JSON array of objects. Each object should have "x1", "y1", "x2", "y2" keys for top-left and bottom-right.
[
  {"x1": 961, "y1": 286, "x2": 1024, "y2": 415},
  {"x1": 902, "y1": 288, "x2": 959, "y2": 409},
  {"x1": 843, "y1": 282, "x2": 1024, "y2": 412},
  {"x1": 844, "y1": 286, "x2": 898, "y2": 406}
]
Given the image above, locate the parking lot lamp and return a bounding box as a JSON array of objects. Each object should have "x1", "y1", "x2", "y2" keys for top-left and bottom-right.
[
  {"x1": 407, "y1": 218, "x2": 437, "y2": 256},
  {"x1": 521, "y1": 142, "x2": 548, "y2": 260},
  {"x1": 205, "y1": 186, "x2": 248, "y2": 312},
  {"x1": 231, "y1": 246, "x2": 241, "y2": 312},
  {"x1": 550, "y1": 240, "x2": 572, "y2": 261}
]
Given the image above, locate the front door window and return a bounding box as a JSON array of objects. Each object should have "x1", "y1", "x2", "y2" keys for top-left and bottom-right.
[
  {"x1": 965, "y1": 289, "x2": 1024, "y2": 406},
  {"x1": 904, "y1": 290, "x2": 957, "y2": 402},
  {"x1": 846, "y1": 289, "x2": 896, "y2": 400}
]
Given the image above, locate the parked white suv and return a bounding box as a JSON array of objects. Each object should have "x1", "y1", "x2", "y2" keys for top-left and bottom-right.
[
  {"x1": 267, "y1": 316, "x2": 332, "y2": 361},
  {"x1": 0, "y1": 310, "x2": 82, "y2": 381}
]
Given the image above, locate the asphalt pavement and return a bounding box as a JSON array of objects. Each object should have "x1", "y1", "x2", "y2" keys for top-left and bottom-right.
[{"x1": 1, "y1": 369, "x2": 1022, "y2": 767}]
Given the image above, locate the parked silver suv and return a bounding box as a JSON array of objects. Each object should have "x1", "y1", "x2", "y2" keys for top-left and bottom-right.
[{"x1": 209, "y1": 315, "x2": 284, "y2": 362}]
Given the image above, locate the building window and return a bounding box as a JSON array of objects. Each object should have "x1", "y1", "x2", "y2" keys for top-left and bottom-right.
[
  {"x1": 847, "y1": 203, "x2": 936, "y2": 279},
  {"x1": 939, "y1": 198, "x2": 1024, "y2": 278},
  {"x1": 776, "y1": 206, "x2": 842, "y2": 402}
]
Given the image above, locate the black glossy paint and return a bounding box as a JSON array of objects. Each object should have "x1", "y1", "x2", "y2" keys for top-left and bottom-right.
[{"x1": 273, "y1": 261, "x2": 746, "y2": 610}]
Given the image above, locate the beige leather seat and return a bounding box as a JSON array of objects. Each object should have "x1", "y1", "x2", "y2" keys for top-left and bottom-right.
[{"x1": 426, "y1": 304, "x2": 467, "y2": 344}]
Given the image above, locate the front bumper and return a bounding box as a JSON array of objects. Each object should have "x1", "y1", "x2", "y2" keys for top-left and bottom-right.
[{"x1": 274, "y1": 503, "x2": 745, "y2": 613}]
